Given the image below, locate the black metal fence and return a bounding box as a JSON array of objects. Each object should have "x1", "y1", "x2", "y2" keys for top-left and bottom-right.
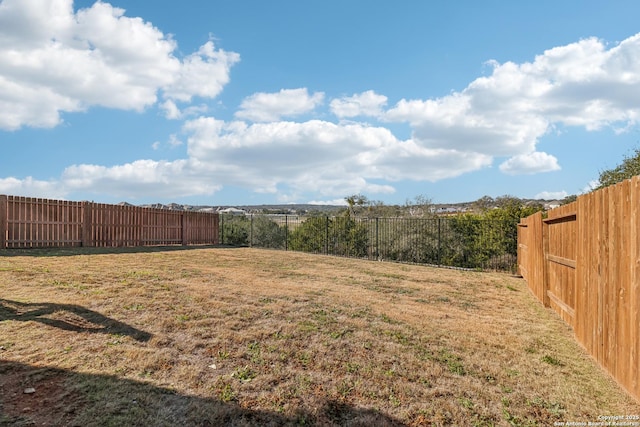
[
  {"x1": 219, "y1": 214, "x2": 518, "y2": 272},
  {"x1": 219, "y1": 215, "x2": 517, "y2": 272}
]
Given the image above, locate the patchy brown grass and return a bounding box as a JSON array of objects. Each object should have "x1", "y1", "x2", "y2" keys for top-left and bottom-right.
[{"x1": 0, "y1": 247, "x2": 637, "y2": 426}]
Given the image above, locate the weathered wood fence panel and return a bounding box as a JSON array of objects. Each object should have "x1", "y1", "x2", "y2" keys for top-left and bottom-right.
[
  {"x1": 89, "y1": 202, "x2": 184, "y2": 247},
  {"x1": 518, "y1": 175, "x2": 640, "y2": 402},
  {"x1": 183, "y1": 211, "x2": 219, "y2": 245},
  {"x1": 0, "y1": 195, "x2": 218, "y2": 249},
  {"x1": 2, "y1": 196, "x2": 83, "y2": 248}
]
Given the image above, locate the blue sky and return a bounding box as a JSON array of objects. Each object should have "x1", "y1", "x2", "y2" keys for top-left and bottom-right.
[{"x1": 2, "y1": 0, "x2": 640, "y2": 206}]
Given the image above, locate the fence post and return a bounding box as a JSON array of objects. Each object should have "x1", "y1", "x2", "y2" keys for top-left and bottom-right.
[
  {"x1": 325, "y1": 216, "x2": 329, "y2": 255},
  {"x1": 250, "y1": 214, "x2": 254, "y2": 247},
  {"x1": 375, "y1": 217, "x2": 379, "y2": 260},
  {"x1": 542, "y1": 220, "x2": 551, "y2": 307},
  {"x1": 437, "y1": 217, "x2": 442, "y2": 265},
  {"x1": 0, "y1": 195, "x2": 7, "y2": 249},
  {"x1": 285, "y1": 215, "x2": 288, "y2": 251},
  {"x1": 82, "y1": 202, "x2": 93, "y2": 247},
  {"x1": 181, "y1": 212, "x2": 188, "y2": 246},
  {"x1": 220, "y1": 214, "x2": 224, "y2": 245},
  {"x1": 212, "y1": 213, "x2": 219, "y2": 245},
  {"x1": 516, "y1": 221, "x2": 524, "y2": 277}
]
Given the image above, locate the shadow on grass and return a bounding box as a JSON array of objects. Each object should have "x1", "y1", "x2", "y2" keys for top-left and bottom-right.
[
  {"x1": 0, "y1": 360, "x2": 407, "y2": 427},
  {"x1": 0, "y1": 245, "x2": 234, "y2": 258},
  {"x1": 0, "y1": 299, "x2": 152, "y2": 342}
]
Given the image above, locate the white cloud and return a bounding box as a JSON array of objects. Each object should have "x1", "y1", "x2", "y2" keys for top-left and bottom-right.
[
  {"x1": 582, "y1": 180, "x2": 600, "y2": 193},
  {"x1": 160, "y1": 100, "x2": 210, "y2": 120},
  {"x1": 151, "y1": 133, "x2": 183, "y2": 150},
  {"x1": 61, "y1": 159, "x2": 221, "y2": 199},
  {"x1": 1, "y1": 115, "x2": 493, "y2": 201},
  {"x1": 308, "y1": 199, "x2": 349, "y2": 206},
  {"x1": 499, "y1": 152, "x2": 560, "y2": 175},
  {"x1": 162, "y1": 41, "x2": 239, "y2": 103},
  {"x1": 385, "y1": 89, "x2": 549, "y2": 159},
  {"x1": 168, "y1": 134, "x2": 183, "y2": 147},
  {"x1": 385, "y1": 34, "x2": 640, "y2": 174},
  {"x1": 0, "y1": 0, "x2": 238, "y2": 130},
  {"x1": 330, "y1": 90, "x2": 388, "y2": 118},
  {"x1": 0, "y1": 176, "x2": 64, "y2": 198},
  {"x1": 235, "y1": 88, "x2": 324, "y2": 122},
  {"x1": 183, "y1": 117, "x2": 490, "y2": 198},
  {"x1": 534, "y1": 190, "x2": 569, "y2": 200},
  {"x1": 160, "y1": 100, "x2": 181, "y2": 119}
]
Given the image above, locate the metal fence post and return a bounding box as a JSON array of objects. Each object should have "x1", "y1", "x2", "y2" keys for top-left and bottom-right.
[
  {"x1": 325, "y1": 216, "x2": 329, "y2": 255},
  {"x1": 250, "y1": 214, "x2": 254, "y2": 247},
  {"x1": 220, "y1": 214, "x2": 224, "y2": 245},
  {"x1": 437, "y1": 217, "x2": 442, "y2": 265},
  {"x1": 285, "y1": 215, "x2": 288, "y2": 251},
  {"x1": 375, "y1": 217, "x2": 379, "y2": 260}
]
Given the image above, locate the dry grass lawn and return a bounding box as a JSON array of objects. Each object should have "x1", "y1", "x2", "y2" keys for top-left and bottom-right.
[{"x1": 0, "y1": 247, "x2": 637, "y2": 426}]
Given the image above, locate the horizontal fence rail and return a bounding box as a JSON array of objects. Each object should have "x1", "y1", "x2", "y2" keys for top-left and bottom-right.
[
  {"x1": 518, "y1": 175, "x2": 640, "y2": 403},
  {"x1": 0, "y1": 195, "x2": 219, "y2": 249},
  {"x1": 220, "y1": 213, "x2": 517, "y2": 272}
]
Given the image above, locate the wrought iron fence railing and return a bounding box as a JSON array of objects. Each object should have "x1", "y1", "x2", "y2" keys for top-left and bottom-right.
[{"x1": 219, "y1": 214, "x2": 517, "y2": 272}]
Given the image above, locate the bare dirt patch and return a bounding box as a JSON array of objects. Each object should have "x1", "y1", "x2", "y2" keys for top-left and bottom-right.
[{"x1": 0, "y1": 247, "x2": 637, "y2": 426}]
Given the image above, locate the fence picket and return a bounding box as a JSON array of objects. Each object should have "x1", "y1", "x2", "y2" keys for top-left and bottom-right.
[
  {"x1": 631, "y1": 176, "x2": 640, "y2": 395},
  {"x1": 618, "y1": 179, "x2": 631, "y2": 390}
]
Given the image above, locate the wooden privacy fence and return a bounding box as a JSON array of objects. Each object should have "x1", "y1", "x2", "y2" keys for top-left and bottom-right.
[
  {"x1": 0, "y1": 195, "x2": 219, "y2": 249},
  {"x1": 518, "y1": 176, "x2": 640, "y2": 402}
]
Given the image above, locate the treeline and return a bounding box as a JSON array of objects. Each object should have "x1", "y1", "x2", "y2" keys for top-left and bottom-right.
[{"x1": 219, "y1": 195, "x2": 544, "y2": 272}]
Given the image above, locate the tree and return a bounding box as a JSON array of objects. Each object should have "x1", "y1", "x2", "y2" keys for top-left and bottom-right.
[
  {"x1": 251, "y1": 215, "x2": 287, "y2": 249},
  {"x1": 471, "y1": 195, "x2": 494, "y2": 213},
  {"x1": 288, "y1": 216, "x2": 369, "y2": 258},
  {"x1": 448, "y1": 197, "x2": 543, "y2": 270},
  {"x1": 344, "y1": 194, "x2": 369, "y2": 217},
  {"x1": 288, "y1": 216, "x2": 327, "y2": 253},
  {"x1": 366, "y1": 199, "x2": 403, "y2": 218},
  {"x1": 403, "y1": 194, "x2": 434, "y2": 218},
  {"x1": 447, "y1": 214, "x2": 502, "y2": 268},
  {"x1": 596, "y1": 147, "x2": 640, "y2": 190},
  {"x1": 220, "y1": 215, "x2": 250, "y2": 246}
]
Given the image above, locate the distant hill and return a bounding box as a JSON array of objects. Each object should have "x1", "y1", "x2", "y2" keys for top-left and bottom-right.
[
  {"x1": 138, "y1": 202, "x2": 345, "y2": 214},
  {"x1": 136, "y1": 198, "x2": 562, "y2": 215}
]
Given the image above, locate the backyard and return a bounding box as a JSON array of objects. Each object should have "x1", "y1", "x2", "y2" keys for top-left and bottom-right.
[{"x1": 0, "y1": 247, "x2": 637, "y2": 426}]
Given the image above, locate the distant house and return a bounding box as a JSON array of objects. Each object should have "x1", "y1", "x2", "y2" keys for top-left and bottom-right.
[
  {"x1": 434, "y1": 206, "x2": 469, "y2": 216},
  {"x1": 217, "y1": 207, "x2": 247, "y2": 215},
  {"x1": 543, "y1": 201, "x2": 561, "y2": 210}
]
